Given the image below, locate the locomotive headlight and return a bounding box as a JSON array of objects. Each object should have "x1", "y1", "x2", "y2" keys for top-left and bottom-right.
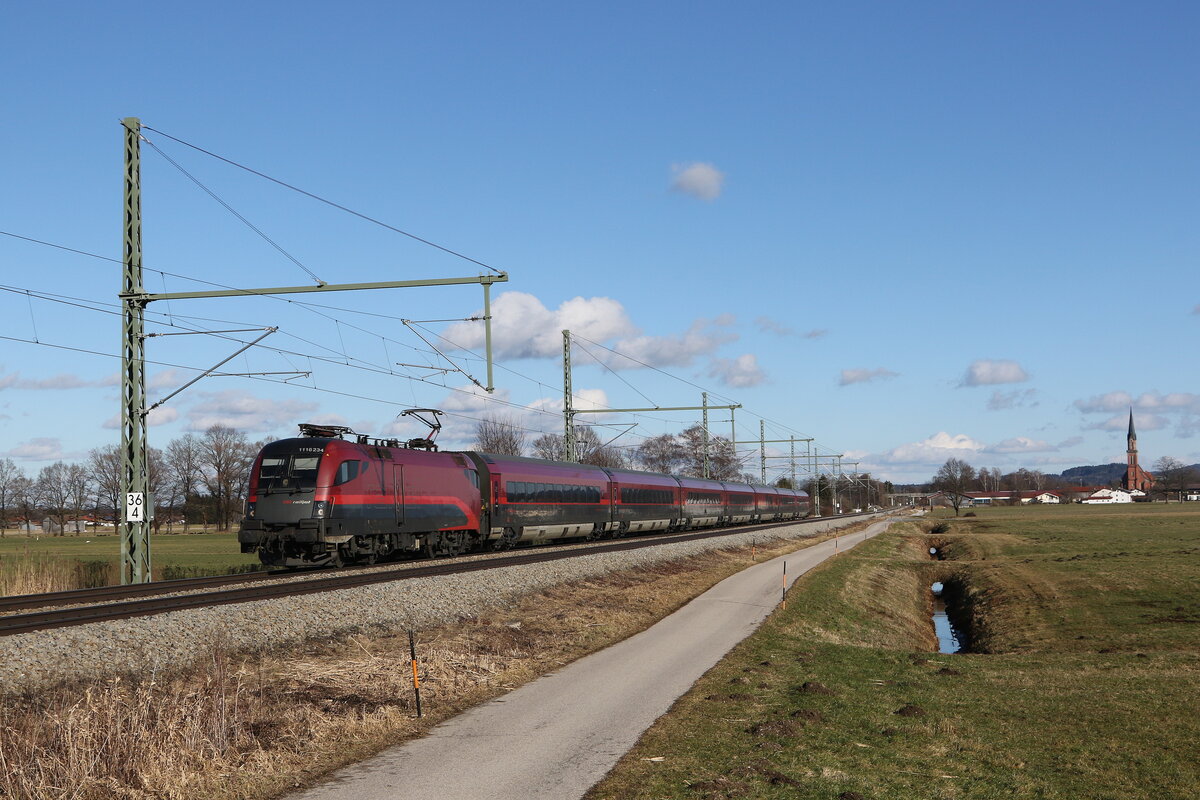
[
  {"x1": 313, "y1": 500, "x2": 330, "y2": 518},
  {"x1": 246, "y1": 501, "x2": 256, "y2": 518}
]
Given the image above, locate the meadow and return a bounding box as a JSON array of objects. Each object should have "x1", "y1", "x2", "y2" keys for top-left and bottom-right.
[{"x1": 589, "y1": 504, "x2": 1200, "y2": 800}]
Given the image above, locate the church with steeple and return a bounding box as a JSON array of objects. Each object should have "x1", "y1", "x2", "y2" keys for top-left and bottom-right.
[{"x1": 1122, "y1": 409, "x2": 1154, "y2": 492}]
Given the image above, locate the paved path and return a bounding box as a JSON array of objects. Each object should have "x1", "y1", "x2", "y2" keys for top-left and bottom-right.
[{"x1": 288, "y1": 516, "x2": 899, "y2": 800}]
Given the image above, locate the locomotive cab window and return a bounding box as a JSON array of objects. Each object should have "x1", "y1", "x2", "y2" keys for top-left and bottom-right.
[
  {"x1": 256, "y1": 453, "x2": 322, "y2": 492},
  {"x1": 258, "y1": 457, "x2": 286, "y2": 482}
]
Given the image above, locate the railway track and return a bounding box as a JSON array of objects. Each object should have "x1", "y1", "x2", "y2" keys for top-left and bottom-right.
[{"x1": 0, "y1": 513, "x2": 875, "y2": 637}]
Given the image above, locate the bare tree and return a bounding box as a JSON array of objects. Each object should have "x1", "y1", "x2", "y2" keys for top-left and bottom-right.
[
  {"x1": 1152, "y1": 457, "x2": 1196, "y2": 502},
  {"x1": 528, "y1": 427, "x2": 627, "y2": 467},
  {"x1": 473, "y1": 415, "x2": 527, "y2": 456},
  {"x1": 636, "y1": 433, "x2": 684, "y2": 474},
  {"x1": 531, "y1": 432, "x2": 564, "y2": 460},
  {"x1": 677, "y1": 425, "x2": 741, "y2": 480},
  {"x1": 166, "y1": 434, "x2": 204, "y2": 530},
  {"x1": 198, "y1": 425, "x2": 255, "y2": 530},
  {"x1": 64, "y1": 463, "x2": 91, "y2": 533},
  {"x1": 147, "y1": 447, "x2": 167, "y2": 532},
  {"x1": 87, "y1": 445, "x2": 122, "y2": 524},
  {"x1": 11, "y1": 474, "x2": 35, "y2": 532},
  {"x1": 36, "y1": 462, "x2": 72, "y2": 535},
  {"x1": 0, "y1": 458, "x2": 22, "y2": 536},
  {"x1": 573, "y1": 426, "x2": 627, "y2": 468},
  {"x1": 932, "y1": 458, "x2": 976, "y2": 517}
]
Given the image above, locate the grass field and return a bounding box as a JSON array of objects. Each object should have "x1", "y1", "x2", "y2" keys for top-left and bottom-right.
[
  {"x1": 0, "y1": 530, "x2": 261, "y2": 594},
  {"x1": 588, "y1": 504, "x2": 1200, "y2": 800}
]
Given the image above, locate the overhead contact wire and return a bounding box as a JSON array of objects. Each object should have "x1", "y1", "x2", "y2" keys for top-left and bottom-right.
[
  {"x1": 140, "y1": 125, "x2": 505, "y2": 276},
  {"x1": 141, "y1": 137, "x2": 325, "y2": 286}
]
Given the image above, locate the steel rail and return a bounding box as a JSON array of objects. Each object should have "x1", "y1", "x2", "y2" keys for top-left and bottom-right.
[
  {"x1": 0, "y1": 513, "x2": 877, "y2": 636},
  {"x1": 0, "y1": 569, "x2": 293, "y2": 614}
]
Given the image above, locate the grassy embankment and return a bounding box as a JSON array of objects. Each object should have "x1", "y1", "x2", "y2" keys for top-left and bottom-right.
[
  {"x1": 0, "y1": 520, "x2": 878, "y2": 800},
  {"x1": 0, "y1": 531, "x2": 261, "y2": 595},
  {"x1": 589, "y1": 504, "x2": 1200, "y2": 800}
]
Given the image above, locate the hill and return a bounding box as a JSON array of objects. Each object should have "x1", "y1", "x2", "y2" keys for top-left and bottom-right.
[{"x1": 1059, "y1": 463, "x2": 1126, "y2": 486}]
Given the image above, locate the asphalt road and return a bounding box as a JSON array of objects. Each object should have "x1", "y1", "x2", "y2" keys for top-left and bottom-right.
[{"x1": 288, "y1": 516, "x2": 899, "y2": 800}]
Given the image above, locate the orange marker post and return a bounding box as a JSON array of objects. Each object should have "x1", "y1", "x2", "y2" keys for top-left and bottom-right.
[
  {"x1": 781, "y1": 560, "x2": 787, "y2": 609},
  {"x1": 408, "y1": 629, "x2": 423, "y2": 718}
]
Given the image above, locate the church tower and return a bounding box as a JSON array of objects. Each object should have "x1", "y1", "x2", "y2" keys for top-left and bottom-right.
[{"x1": 1123, "y1": 409, "x2": 1153, "y2": 492}]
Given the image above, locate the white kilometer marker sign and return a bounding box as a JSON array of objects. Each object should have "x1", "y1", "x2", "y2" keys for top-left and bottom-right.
[{"x1": 125, "y1": 492, "x2": 145, "y2": 523}]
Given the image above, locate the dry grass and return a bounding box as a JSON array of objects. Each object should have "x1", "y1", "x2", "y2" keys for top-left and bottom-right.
[
  {"x1": 0, "y1": 553, "x2": 81, "y2": 597},
  {"x1": 0, "y1": 525, "x2": 868, "y2": 800}
]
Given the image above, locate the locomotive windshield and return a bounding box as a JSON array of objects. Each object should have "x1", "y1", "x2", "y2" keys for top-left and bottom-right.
[{"x1": 256, "y1": 453, "x2": 321, "y2": 493}]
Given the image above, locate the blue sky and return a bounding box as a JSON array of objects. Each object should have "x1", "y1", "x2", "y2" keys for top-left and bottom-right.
[{"x1": 1, "y1": 1, "x2": 1197, "y2": 483}]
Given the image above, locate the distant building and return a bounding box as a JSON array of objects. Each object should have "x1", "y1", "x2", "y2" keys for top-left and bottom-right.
[
  {"x1": 964, "y1": 490, "x2": 1062, "y2": 505},
  {"x1": 1122, "y1": 410, "x2": 1154, "y2": 492},
  {"x1": 1082, "y1": 488, "x2": 1136, "y2": 504}
]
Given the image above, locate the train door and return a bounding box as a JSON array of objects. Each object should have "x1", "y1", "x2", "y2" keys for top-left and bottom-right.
[{"x1": 393, "y1": 464, "x2": 404, "y2": 527}]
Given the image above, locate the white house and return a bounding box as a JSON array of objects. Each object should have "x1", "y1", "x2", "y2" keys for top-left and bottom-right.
[{"x1": 1081, "y1": 488, "x2": 1134, "y2": 504}]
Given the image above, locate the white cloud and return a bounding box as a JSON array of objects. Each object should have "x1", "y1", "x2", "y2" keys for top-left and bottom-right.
[
  {"x1": 147, "y1": 370, "x2": 186, "y2": 392},
  {"x1": 442, "y1": 292, "x2": 637, "y2": 360},
  {"x1": 1134, "y1": 392, "x2": 1200, "y2": 411},
  {"x1": 985, "y1": 437, "x2": 1057, "y2": 454},
  {"x1": 960, "y1": 359, "x2": 1029, "y2": 387},
  {"x1": 5, "y1": 437, "x2": 64, "y2": 461},
  {"x1": 611, "y1": 316, "x2": 737, "y2": 369},
  {"x1": 802, "y1": 329, "x2": 829, "y2": 340},
  {"x1": 670, "y1": 162, "x2": 725, "y2": 201},
  {"x1": 526, "y1": 388, "x2": 610, "y2": 416},
  {"x1": 1074, "y1": 390, "x2": 1200, "y2": 415},
  {"x1": 839, "y1": 367, "x2": 898, "y2": 386},
  {"x1": 877, "y1": 432, "x2": 986, "y2": 466},
  {"x1": 0, "y1": 369, "x2": 103, "y2": 391},
  {"x1": 186, "y1": 390, "x2": 319, "y2": 433},
  {"x1": 1073, "y1": 391, "x2": 1133, "y2": 414},
  {"x1": 987, "y1": 389, "x2": 1038, "y2": 410},
  {"x1": 1073, "y1": 391, "x2": 1200, "y2": 439},
  {"x1": 438, "y1": 384, "x2": 514, "y2": 415},
  {"x1": 709, "y1": 354, "x2": 766, "y2": 388},
  {"x1": 1086, "y1": 413, "x2": 1168, "y2": 433},
  {"x1": 851, "y1": 431, "x2": 1093, "y2": 483},
  {"x1": 441, "y1": 291, "x2": 740, "y2": 373}
]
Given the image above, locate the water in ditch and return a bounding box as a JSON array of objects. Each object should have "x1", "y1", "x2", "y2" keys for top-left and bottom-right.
[{"x1": 930, "y1": 581, "x2": 964, "y2": 654}]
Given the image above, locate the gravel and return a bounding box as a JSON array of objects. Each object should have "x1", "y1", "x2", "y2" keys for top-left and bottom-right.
[{"x1": 0, "y1": 515, "x2": 871, "y2": 695}]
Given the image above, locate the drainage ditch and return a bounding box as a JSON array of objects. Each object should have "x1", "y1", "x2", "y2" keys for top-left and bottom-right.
[
  {"x1": 930, "y1": 581, "x2": 966, "y2": 653},
  {"x1": 924, "y1": 532, "x2": 975, "y2": 653}
]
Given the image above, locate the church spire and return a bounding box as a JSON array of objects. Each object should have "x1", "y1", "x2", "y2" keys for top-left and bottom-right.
[{"x1": 1127, "y1": 408, "x2": 1136, "y2": 441}]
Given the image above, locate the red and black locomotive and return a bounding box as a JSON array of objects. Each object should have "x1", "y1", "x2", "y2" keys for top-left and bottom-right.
[{"x1": 238, "y1": 421, "x2": 809, "y2": 567}]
